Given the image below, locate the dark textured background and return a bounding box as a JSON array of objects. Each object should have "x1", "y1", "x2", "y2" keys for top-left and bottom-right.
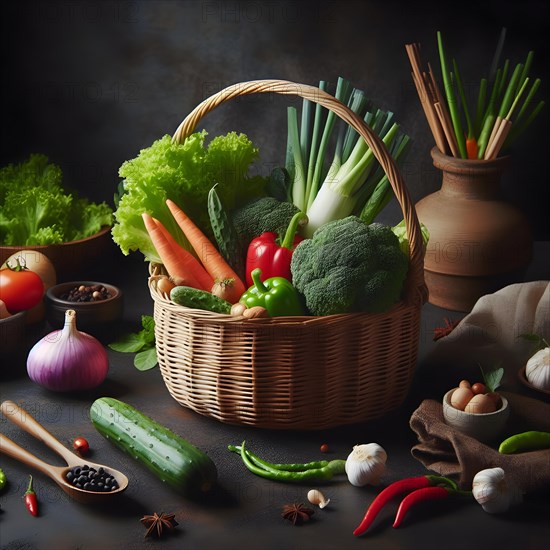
[{"x1": 1, "y1": 0, "x2": 549, "y2": 238}]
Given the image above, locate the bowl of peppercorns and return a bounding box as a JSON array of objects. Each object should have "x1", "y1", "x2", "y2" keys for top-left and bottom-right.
[{"x1": 44, "y1": 281, "x2": 123, "y2": 341}]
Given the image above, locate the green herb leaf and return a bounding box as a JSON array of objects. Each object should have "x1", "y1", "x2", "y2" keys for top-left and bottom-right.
[
  {"x1": 139, "y1": 315, "x2": 156, "y2": 344},
  {"x1": 518, "y1": 333, "x2": 549, "y2": 351},
  {"x1": 134, "y1": 347, "x2": 158, "y2": 371},
  {"x1": 108, "y1": 315, "x2": 157, "y2": 370},
  {"x1": 480, "y1": 363, "x2": 504, "y2": 393},
  {"x1": 108, "y1": 333, "x2": 148, "y2": 353}
]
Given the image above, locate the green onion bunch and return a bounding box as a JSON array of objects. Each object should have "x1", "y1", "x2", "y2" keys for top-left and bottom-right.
[{"x1": 285, "y1": 77, "x2": 410, "y2": 236}]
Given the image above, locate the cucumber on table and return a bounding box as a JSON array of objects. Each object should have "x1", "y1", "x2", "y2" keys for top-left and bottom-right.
[{"x1": 90, "y1": 397, "x2": 217, "y2": 496}]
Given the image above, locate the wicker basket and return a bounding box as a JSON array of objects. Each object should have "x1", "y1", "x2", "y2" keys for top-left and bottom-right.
[{"x1": 149, "y1": 79, "x2": 427, "y2": 430}]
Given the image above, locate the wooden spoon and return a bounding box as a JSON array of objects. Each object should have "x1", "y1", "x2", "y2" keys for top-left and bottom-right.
[{"x1": 0, "y1": 400, "x2": 128, "y2": 504}]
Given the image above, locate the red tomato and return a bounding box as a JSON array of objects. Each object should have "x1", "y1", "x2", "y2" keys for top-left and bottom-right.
[{"x1": 0, "y1": 267, "x2": 44, "y2": 313}]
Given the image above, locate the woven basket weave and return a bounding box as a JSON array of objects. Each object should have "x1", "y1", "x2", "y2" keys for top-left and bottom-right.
[{"x1": 149, "y1": 79, "x2": 427, "y2": 430}]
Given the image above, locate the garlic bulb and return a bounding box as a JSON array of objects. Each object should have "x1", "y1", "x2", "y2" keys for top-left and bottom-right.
[
  {"x1": 525, "y1": 347, "x2": 550, "y2": 391},
  {"x1": 472, "y1": 467, "x2": 522, "y2": 514},
  {"x1": 345, "y1": 443, "x2": 387, "y2": 487}
]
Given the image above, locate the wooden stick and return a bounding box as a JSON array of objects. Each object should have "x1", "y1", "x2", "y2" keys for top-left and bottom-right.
[
  {"x1": 411, "y1": 71, "x2": 448, "y2": 153},
  {"x1": 406, "y1": 43, "x2": 449, "y2": 154},
  {"x1": 434, "y1": 102, "x2": 460, "y2": 157},
  {"x1": 484, "y1": 77, "x2": 529, "y2": 159},
  {"x1": 484, "y1": 115, "x2": 504, "y2": 158},
  {"x1": 427, "y1": 64, "x2": 460, "y2": 156},
  {"x1": 484, "y1": 118, "x2": 512, "y2": 159}
]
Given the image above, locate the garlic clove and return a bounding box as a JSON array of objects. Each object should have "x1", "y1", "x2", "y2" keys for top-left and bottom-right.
[
  {"x1": 525, "y1": 347, "x2": 550, "y2": 391},
  {"x1": 345, "y1": 443, "x2": 387, "y2": 487},
  {"x1": 307, "y1": 489, "x2": 330, "y2": 509}
]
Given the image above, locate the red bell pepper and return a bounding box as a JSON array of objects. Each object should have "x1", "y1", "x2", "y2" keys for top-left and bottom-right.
[{"x1": 245, "y1": 211, "x2": 307, "y2": 287}]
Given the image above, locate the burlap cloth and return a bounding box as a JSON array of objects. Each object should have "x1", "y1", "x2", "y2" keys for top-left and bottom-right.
[{"x1": 410, "y1": 281, "x2": 550, "y2": 494}]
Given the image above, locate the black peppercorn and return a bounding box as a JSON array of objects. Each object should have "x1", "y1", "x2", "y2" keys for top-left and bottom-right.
[{"x1": 61, "y1": 284, "x2": 112, "y2": 302}]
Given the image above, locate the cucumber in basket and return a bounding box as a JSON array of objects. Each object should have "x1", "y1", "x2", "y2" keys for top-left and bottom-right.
[
  {"x1": 90, "y1": 397, "x2": 217, "y2": 496},
  {"x1": 170, "y1": 285, "x2": 232, "y2": 314}
]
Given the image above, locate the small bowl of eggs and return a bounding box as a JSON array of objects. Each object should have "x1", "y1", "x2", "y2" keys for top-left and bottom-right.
[{"x1": 442, "y1": 382, "x2": 510, "y2": 443}]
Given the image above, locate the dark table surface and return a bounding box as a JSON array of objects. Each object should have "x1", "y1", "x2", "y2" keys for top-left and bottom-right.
[{"x1": 1, "y1": 242, "x2": 549, "y2": 550}]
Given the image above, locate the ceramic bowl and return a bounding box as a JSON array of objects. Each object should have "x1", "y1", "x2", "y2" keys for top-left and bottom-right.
[
  {"x1": 518, "y1": 366, "x2": 550, "y2": 398},
  {"x1": 442, "y1": 389, "x2": 510, "y2": 443},
  {"x1": 44, "y1": 281, "x2": 123, "y2": 341},
  {"x1": 0, "y1": 310, "x2": 27, "y2": 357},
  {"x1": 0, "y1": 226, "x2": 113, "y2": 282}
]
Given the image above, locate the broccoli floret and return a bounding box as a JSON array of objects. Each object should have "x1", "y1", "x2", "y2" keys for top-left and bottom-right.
[
  {"x1": 290, "y1": 216, "x2": 408, "y2": 316},
  {"x1": 231, "y1": 196, "x2": 300, "y2": 246}
]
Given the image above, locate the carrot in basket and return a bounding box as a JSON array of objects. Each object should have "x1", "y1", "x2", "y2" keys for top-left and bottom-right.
[
  {"x1": 166, "y1": 199, "x2": 246, "y2": 302},
  {"x1": 141, "y1": 212, "x2": 213, "y2": 290}
]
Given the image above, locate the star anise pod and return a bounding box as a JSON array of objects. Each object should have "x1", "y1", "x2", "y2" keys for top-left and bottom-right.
[
  {"x1": 140, "y1": 511, "x2": 178, "y2": 538},
  {"x1": 281, "y1": 503, "x2": 314, "y2": 525}
]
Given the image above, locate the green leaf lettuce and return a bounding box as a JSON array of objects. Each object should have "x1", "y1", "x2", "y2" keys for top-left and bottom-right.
[
  {"x1": 0, "y1": 154, "x2": 113, "y2": 246},
  {"x1": 111, "y1": 131, "x2": 266, "y2": 262}
]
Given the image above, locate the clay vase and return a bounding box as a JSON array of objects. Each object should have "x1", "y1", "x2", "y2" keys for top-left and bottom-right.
[{"x1": 415, "y1": 147, "x2": 533, "y2": 312}]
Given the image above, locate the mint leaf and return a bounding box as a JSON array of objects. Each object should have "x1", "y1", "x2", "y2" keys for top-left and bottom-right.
[
  {"x1": 518, "y1": 333, "x2": 549, "y2": 351},
  {"x1": 109, "y1": 333, "x2": 148, "y2": 353},
  {"x1": 108, "y1": 315, "x2": 157, "y2": 370},
  {"x1": 480, "y1": 363, "x2": 504, "y2": 393},
  {"x1": 134, "y1": 347, "x2": 158, "y2": 371},
  {"x1": 139, "y1": 315, "x2": 156, "y2": 345}
]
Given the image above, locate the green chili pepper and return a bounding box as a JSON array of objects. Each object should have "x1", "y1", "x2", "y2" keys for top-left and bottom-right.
[
  {"x1": 228, "y1": 444, "x2": 330, "y2": 472},
  {"x1": 0, "y1": 468, "x2": 6, "y2": 492},
  {"x1": 233, "y1": 441, "x2": 346, "y2": 483},
  {"x1": 498, "y1": 431, "x2": 550, "y2": 454},
  {"x1": 239, "y1": 268, "x2": 305, "y2": 317}
]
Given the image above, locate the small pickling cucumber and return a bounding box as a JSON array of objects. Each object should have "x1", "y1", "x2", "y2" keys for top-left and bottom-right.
[
  {"x1": 170, "y1": 285, "x2": 232, "y2": 314},
  {"x1": 208, "y1": 184, "x2": 245, "y2": 278},
  {"x1": 90, "y1": 397, "x2": 217, "y2": 496}
]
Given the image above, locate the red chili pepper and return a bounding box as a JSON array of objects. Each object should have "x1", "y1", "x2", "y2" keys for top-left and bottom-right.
[
  {"x1": 245, "y1": 211, "x2": 306, "y2": 286},
  {"x1": 24, "y1": 475, "x2": 39, "y2": 517},
  {"x1": 353, "y1": 476, "x2": 431, "y2": 536},
  {"x1": 353, "y1": 475, "x2": 460, "y2": 536},
  {"x1": 392, "y1": 486, "x2": 450, "y2": 528}
]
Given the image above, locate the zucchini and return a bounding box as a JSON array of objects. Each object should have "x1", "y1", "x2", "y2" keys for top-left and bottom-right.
[
  {"x1": 170, "y1": 285, "x2": 232, "y2": 314},
  {"x1": 90, "y1": 397, "x2": 217, "y2": 496}
]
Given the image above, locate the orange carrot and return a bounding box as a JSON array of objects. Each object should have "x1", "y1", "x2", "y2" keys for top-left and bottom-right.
[
  {"x1": 466, "y1": 137, "x2": 478, "y2": 159},
  {"x1": 166, "y1": 199, "x2": 246, "y2": 301},
  {"x1": 142, "y1": 213, "x2": 213, "y2": 290},
  {"x1": 149, "y1": 215, "x2": 215, "y2": 290}
]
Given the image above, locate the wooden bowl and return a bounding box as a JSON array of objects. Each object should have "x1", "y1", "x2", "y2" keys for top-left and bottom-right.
[
  {"x1": 0, "y1": 226, "x2": 113, "y2": 282},
  {"x1": 442, "y1": 389, "x2": 510, "y2": 443},
  {"x1": 0, "y1": 311, "x2": 27, "y2": 357},
  {"x1": 44, "y1": 281, "x2": 123, "y2": 342}
]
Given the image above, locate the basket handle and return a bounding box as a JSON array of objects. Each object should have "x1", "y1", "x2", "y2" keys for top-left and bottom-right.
[{"x1": 172, "y1": 79, "x2": 427, "y2": 304}]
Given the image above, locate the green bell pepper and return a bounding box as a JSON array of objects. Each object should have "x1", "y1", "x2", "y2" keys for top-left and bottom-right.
[{"x1": 240, "y1": 268, "x2": 305, "y2": 317}]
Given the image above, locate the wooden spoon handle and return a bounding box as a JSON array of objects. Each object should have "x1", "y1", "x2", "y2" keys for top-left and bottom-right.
[
  {"x1": 0, "y1": 400, "x2": 79, "y2": 467},
  {"x1": 0, "y1": 432, "x2": 57, "y2": 478}
]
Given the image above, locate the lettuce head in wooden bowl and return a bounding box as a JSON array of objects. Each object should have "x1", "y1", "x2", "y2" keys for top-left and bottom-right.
[{"x1": 0, "y1": 154, "x2": 114, "y2": 280}]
